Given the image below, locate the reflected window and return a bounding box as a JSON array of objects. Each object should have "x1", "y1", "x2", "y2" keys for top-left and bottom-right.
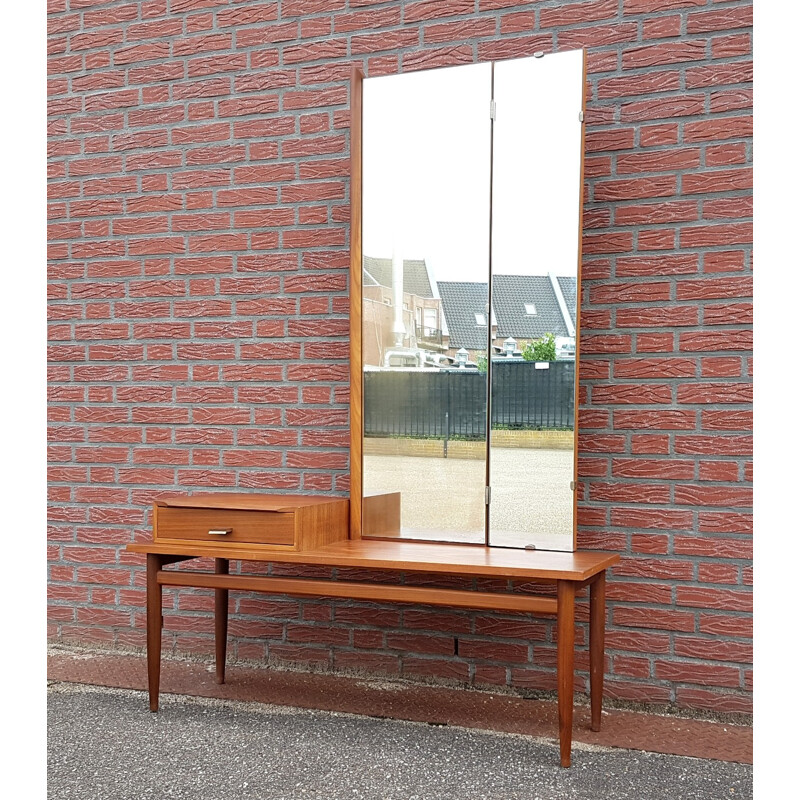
[
  {"x1": 524, "y1": 303, "x2": 537, "y2": 315},
  {"x1": 475, "y1": 312, "x2": 487, "y2": 326}
]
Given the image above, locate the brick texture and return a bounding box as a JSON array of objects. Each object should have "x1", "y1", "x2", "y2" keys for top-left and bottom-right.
[{"x1": 47, "y1": 0, "x2": 752, "y2": 715}]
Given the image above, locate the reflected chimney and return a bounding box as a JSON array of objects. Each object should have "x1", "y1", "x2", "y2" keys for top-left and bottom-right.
[{"x1": 391, "y1": 243, "x2": 405, "y2": 347}]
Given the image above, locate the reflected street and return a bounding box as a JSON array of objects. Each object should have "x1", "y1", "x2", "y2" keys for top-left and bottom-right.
[{"x1": 363, "y1": 447, "x2": 574, "y2": 549}]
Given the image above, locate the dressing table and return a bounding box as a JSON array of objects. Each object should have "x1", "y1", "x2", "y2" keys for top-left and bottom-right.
[{"x1": 127, "y1": 50, "x2": 619, "y2": 768}]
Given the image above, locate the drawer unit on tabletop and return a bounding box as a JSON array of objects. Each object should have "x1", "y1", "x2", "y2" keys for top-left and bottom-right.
[{"x1": 152, "y1": 494, "x2": 349, "y2": 553}]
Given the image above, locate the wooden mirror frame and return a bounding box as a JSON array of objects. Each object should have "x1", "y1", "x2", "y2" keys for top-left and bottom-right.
[
  {"x1": 349, "y1": 65, "x2": 364, "y2": 540},
  {"x1": 348, "y1": 59, "x2": 586, "y2": 547}
]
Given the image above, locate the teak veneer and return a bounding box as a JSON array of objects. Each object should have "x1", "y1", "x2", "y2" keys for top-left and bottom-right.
[{"x1": 127, "y1": 493, "x2": 619, "y2": 768}]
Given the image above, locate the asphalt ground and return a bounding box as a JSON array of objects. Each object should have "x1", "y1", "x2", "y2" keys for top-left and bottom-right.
[{"x1": 48, "y1": 682, "x2": 753, "y2": 800}]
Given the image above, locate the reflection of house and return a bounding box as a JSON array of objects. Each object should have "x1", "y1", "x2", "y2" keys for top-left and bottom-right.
[
  {"x1": 436, "y1": 282, "x2": 490, "y2": 362},
  {"x1": 438, "y1": 274, "x2": 576, "y2": 362},
  {"x1": 362, "y1": 255, "x2": 444, "y2": 367}
]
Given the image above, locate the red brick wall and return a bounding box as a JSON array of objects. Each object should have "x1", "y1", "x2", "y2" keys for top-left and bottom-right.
[{"x1": 47, "y1": 0, "x2": 753, "y2": 715}]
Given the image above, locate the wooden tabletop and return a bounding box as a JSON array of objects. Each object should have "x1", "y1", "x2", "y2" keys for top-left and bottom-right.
[
  {"x1": 155, "y1": 493, "x2": 348, "y2": 512},
  {"x1": 126, "y1": 538, "x2": 619, "y2": 581}
]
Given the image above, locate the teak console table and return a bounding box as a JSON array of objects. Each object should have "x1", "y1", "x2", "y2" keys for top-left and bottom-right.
[{"x1": 127, "y1": 493, "x2": 619, "y2": 768}]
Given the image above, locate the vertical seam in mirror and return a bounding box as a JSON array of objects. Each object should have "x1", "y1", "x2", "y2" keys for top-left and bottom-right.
[{"x1": 485, "y1": 61, "x2": 495, "y2": 548}]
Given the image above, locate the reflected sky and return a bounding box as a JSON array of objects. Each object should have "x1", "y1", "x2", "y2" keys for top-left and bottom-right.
[
  {"x1": 362, "y1": 51, "x2": 584, "y2": 286},
  {"x1": 363, "y1": 62, "x2": 491, "y2": 286}
]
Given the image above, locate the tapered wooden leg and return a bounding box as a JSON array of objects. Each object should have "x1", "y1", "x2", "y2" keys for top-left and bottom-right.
[
  {"x1": 146, "y1": 553, "x2": 163, "y2": 712},
  {"x1": 214, "y1": 558, "x2": 229, "y2": 685},
  {"x1": 589, "y1": 571, "x2": 606, "y2": 732},
  {"x1": 557, "y1": 580, "x2": 576, "y2": 767}
]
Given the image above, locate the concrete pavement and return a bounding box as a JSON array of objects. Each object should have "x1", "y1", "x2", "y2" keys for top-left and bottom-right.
[{"x1": 364, "y1": 449, "x2": 575, "y2": 547}]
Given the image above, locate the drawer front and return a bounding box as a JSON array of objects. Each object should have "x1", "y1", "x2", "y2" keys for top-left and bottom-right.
[{"x1": 156, "y1": 507, "x2": 295, "y2": 546}]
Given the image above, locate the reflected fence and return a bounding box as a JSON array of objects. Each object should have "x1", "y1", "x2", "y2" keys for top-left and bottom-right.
[{"x1": 364, "y1": 360, "x2": 575, "y2": 439}]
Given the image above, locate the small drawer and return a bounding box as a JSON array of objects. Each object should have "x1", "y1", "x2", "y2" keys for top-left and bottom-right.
[{"x1": 156, "y1": 506, "x2": 294, "y2": 546}]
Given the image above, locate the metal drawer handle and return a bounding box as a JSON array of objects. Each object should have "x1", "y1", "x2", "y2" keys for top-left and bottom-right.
[{"x1": 208, "y1": 528, "x2": 232, "y2": 536}]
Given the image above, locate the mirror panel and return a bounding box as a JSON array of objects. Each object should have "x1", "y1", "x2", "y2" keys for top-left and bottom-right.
[
  {"x1": 488, "y1": 50, "x2": 584, "y2": 550},
  {"x1": 361, "y1": 63, "x2": 492, "y2": 542}
]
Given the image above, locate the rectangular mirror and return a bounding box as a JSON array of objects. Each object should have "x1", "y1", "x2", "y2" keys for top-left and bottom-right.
[
  {"x1": 488, "y1": 50, "x2": 584, "y2": 549},
  {"x1": 360, "y1": 63, "x2": 492, "y2": 543},
  {"x1": 352, "y1": 50, "x2": 585, "y2": 550}
]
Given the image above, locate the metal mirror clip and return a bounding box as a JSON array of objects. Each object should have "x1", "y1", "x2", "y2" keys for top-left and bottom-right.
[{"x1": 208, "y1": 528, "x2": 232, "y2": 536}]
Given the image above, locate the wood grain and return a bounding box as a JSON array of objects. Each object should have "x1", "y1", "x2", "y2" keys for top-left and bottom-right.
[
  {"x1": 157, "y1": 493, "x2": 344, "y2": 511},
  {"x1": 129, "y1": 537, "x2": 618, "y2": 582},
  {"x1": 362, "y1": 491, "x2": 401, "y2": 537},
  {"x1": 589, "y1": 570, "x2": 606, "y2": 732},
  {"x1": 571, "y1": 48, "x2": 588, "y2": 553},
  {"x1": 294, "y1": 497, "x2": 351, "y2": 550},
  {"x1": 155, "y1": 506, "x2": 295, "y2": 546},
  {"x1": 158, "y1": 570, "x2": 559, "y2": 615},
  {"x1": 153, "y1": 496, "x2": 349, "y2": 552},
  {"x1": 349, "y1": 64, "x2": 364, "y2": 539},
  {"x1": 146, "y1": 553, "x2": 163, "y2": 712},
  {"x1": 214, "y1": 558, "x2": 229, "y2": 685},
  {"x1": 557, "y1": 579, "x2": 576, "y2": 767}
]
